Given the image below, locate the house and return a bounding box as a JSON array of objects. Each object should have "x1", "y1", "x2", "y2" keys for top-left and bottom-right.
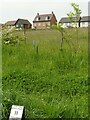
[
  {"x1": 15, "y1": 18, "x2": 32, "y2": 29},
  {"x1": 5, "y1": 20, "x2": 16, "y2": 29},
  {"x1": 80, "y1": 16, "x2": 90, "y2": 27},
  {"x1": 59, "y1": 17, "x2": 81, "y2": 28},
  {"x1": 0, "y1": 24, "x2": 2, "y2": 31},
  {"x1": 0, "y1": 23, "x2": 4, "y2": 30},
  {"x1": 5, "y1": 19, "x2": 32, "y2": 29},
  {"x1": 33, "y1": 12, "x2": 57, "y2": 29}
]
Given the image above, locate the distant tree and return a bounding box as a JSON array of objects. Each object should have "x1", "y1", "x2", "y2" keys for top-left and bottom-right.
[{"x1": 52, "y1": 22, "x2": 65, "y2": 51}]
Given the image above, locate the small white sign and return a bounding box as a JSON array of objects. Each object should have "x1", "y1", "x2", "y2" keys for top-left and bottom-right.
[{"x1": 9, "y1": 105, "x2": 24, "y2": 120}]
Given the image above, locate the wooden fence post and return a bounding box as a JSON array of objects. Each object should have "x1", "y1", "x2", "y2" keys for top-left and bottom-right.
[{"x1": 36, "y1": 40, "x2": 38, "y2": 55}]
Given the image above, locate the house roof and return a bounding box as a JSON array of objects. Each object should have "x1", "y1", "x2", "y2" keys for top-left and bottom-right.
[
  {"x1": 80, "y1": 16, "x2": 90, "y2": 22},
  {"x1": 59, "y1": 17, "x2": 80, "y2": 23},
  {"x1": 0, "y1": 23, "x2": 3, "y2": 26},
  {"x1": 5, "y1": 19, "x2": 32, "y2": 26},
  {"x1": 16, "y1": 19, "x2": 31, "y2": 25},
  {"x1": 5, "y1": 21, "x2": 16, "y2": 26},
  {"x1": 0, "y1": 24, "x2": 2, "y2": 29},
  {"x1": 33, "y1": 12, "x2": 55, "y2": 22}
]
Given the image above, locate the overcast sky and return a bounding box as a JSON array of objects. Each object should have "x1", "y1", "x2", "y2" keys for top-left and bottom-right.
[{"x1": 0, "y1": 0, "x2": 89, "y2": 24}]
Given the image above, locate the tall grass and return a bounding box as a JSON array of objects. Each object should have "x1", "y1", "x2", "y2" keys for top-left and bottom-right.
[{"x1": 2, "y1": 28, "x2": 88, "y2": 119}]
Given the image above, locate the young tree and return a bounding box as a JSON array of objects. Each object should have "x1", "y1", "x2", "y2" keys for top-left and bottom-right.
[
  {"x1": 67, "y1": 3, "x2": 81, "y2": 43},
  {"x1": 67, "y1": 3, "x2": 81, "y2": 27},
  {"x1": 52, "y1": 22, "x2": 65, "y2": 51}
]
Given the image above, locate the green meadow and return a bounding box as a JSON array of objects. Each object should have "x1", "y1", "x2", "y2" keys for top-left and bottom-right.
[{"x1": 2, "y1": 28, "x2": 88, "y2": 119}]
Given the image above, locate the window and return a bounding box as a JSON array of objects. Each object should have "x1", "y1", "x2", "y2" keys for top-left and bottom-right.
[
  {"x1": 34, "y1": 23, "x2": 36, "y2": 26},
  {"x1": 36, "y1": 17, "x2": 40, "y2": 21},
  {"x1": 16, "y1": 24, "x2": 18, "y2": 27},
  {"x1": 21, "y1": 24, "x2": 23, "y2": 27},
  {"x1": 83, "y1": 22, "x2": 85, "y2": 25},
  {"x1": 45, "y1": 16, "x2": 50, "y2": 20},
  {"x1": 38, "y1": 17, "x2": 40, "y2": 20},
  {"x1": 47, "y1": 22, "x2": 50, "y2": 26},
  {"x1": 36, "y1": 18, "x2": 38, "y2": 21},
  {"x1": 42, "y1": 23, "x2": 45, "y2": 26},
  {"x1": 38, "y1": 23, "x2": 41, "y2": 26},
  {"x1": 48, "y1": 16, "x2": 50, "y2": 19}
]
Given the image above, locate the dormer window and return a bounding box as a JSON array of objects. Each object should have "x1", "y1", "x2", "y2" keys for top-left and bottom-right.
[
  {"x1": 36, "y1": 17, "x2": 40, "y2": 21},
  {"x1": 48, "y1": 16, "x2": 50, "y2": 19},
  {"x1": 38, "y1": 17, "x2": 40, "y2": 20},
  {"x1": 45, "y1": 16, "x2": 50, "y2": 20}
]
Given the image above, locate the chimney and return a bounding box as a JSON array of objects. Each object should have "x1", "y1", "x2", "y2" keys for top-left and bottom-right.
[
  {"x1": 52, "y1": 11, "x2": 54, "y2": 14},
  {"x1": 37, "y1": 13, "x2": 39, "y2": 16}
]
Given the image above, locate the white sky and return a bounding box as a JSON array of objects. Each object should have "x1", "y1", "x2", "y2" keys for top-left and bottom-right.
[{"x1": 0, "y1": 0, "x2": 89, "y2": 24}]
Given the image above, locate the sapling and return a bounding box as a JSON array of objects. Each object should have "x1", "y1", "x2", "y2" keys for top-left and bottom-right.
[
  {"x1": 52, "y1": 22, "x2": 65, "y2": 51},
  {"x1": 67, "y1": 3, "x2": 81, "y2": 44}
]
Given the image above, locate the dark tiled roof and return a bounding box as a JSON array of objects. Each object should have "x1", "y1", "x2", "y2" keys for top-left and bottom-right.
[
  {"x1": 5, "y1": 21, "x2": 16, "y2": 26},
  {"x1": 16, "y1": 19, "x2": 31, "y2": 25},
  {"x1": 59, "y1": 17, "x2": 80, "y2": 23},
  {"x1": 33, "y1": 13, "x2": 54, "y2": 22},
  {"x1": 80, "y1": 16, "x2": 90, "y2": 22}
]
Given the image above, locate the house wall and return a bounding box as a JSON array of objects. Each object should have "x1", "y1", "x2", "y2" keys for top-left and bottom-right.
[
  {"x1": 62, "y1": 22, "x2": 79, "y2": 28},
  {"x1": 71, "y1": 23, "x2": 79, "y2": 27},
  {"x1": 62, "y1": 22, "x2": 89, "y2": 28},
  {"x1": 80, "y1": 22, "x2": 88, "y2": 27},
  {"x1": 62, "y1": 23, "x2": 71, "y2": 28},
  {"x1": 24, "y1": 24, "x2": 31, "y2": 29},
  {"x1": 51, "y1": 14, "x2": 57, "y2": 26},
  {"x1": 33, "y1": 21, "x2": 51, "y2": 29}
]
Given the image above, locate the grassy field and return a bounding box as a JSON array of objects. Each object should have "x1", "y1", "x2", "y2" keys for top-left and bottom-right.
[{"x1": 2, "y1": 28, "x2": 88, "y2": 119}]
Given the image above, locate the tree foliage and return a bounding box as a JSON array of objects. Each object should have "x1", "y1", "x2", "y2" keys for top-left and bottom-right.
[
  {"x1": 52, "y1": 22, "x2": 65, "y2": 33},
  {"x1": 67, "y1": 3, "x2": 82, "y2": 25}
]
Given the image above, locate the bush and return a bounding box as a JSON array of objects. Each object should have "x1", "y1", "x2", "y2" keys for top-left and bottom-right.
[{"x1": 2, "y1": 29, "x2": 25, "y2": 45}]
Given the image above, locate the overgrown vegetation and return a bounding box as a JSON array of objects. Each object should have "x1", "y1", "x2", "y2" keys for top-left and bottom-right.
[{"x1": 2, "y1": 27, "x2": 88, "y2": 119}]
